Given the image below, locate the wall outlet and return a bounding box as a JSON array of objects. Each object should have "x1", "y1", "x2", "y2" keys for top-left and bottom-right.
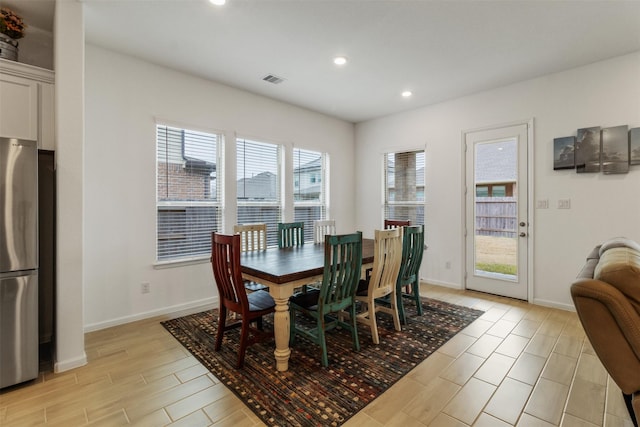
[
  {"x1": 141, "y1": 282, "x2": 150, "y2": 294},
  {"x1": 445, "y1": 261, "x2": 451, "y2": 269}
]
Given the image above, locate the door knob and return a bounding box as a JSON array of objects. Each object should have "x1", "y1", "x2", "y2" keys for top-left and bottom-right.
[
  {"x1": 519, "y1": 232, "x2": 527, "y2": 237},
  {"x1": 519, "y1": 221, "x2": 526, "y2": 227}
]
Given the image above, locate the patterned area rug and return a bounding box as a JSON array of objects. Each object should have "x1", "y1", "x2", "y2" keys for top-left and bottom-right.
[{"x1": 161, "y1": 298, "x2": 483, "y2": 427}]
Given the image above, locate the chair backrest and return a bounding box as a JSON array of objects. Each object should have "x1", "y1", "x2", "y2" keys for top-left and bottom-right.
[
  {"x1": 319, "y1": 232, "x2": 363, "y2": 313},
  {"x1": 233, "y1": 223, "x2": 267, "y2": 252},
  {"x1": 384, "y1": 219, "x2": 411, "y2": 229},
  {"x1": 367, "y1": 228, "x2": 404, "y2": 298},
  {"x1": 278, "y1": 222, "x2": 305, "y2": 248},
  {"x1": 398, "y1": 225, "x2": 424, "y2": 287},
  {"x1": 313, "y1": 219, "x2": 336, "y2": 244},
  {"x1": 210, "y1": 233, "x2": 248, "y2": 313}
]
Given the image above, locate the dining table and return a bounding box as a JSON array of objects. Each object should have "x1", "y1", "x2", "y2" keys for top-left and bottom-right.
[{"x1": 240, "y1": 238, "x2": 374, "y2": 371}]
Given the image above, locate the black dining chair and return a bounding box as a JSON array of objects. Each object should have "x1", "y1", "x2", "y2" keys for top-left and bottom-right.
[
  {"x1": 210, "y1": 232, "x2": 275, "y2": 368},
  {"x1": 396, "y1": 225, "x2": 425, "y2": 324},
  {"x1": 289, "y1": 232, "x2": 363, "y2": 367}
]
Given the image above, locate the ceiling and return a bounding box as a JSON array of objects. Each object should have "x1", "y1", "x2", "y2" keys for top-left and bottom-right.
[{"x1": 4, "y1": 0, "x2": 640, "y2": 123}]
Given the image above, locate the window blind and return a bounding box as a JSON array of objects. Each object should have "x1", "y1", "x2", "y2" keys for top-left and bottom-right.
[
  {"x1": 384, "y1": 150, "x2": 425, "y2": 226},
  {"x1": 236, "y1": 138, "x2": 281, "y2": 247},
  {"x1": 156, "y1": 125, "x2": 221, "y2": 261},
  {"x1": 293, "y1": 148, "x2": 327, "y2": 243}
]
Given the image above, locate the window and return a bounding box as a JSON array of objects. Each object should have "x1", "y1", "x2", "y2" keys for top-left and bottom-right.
[
  {"x1": 294, "y1": 148, "x2": 328, "y2": 242},
  {"x1": 156, "y1": 124, "x2": 222, "y2": 262},
  {"x1": 237, "y1": 138, "x2": 282, "y2": 247},
  {"x1": 476, "y1": 186, "x2": 489, "y2": 197},
  {"x1": 384, "y1": 150, "x2": 424, "y2": 225}
]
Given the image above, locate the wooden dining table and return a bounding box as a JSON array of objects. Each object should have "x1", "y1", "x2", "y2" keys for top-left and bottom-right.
[{"x1": 240, "y1": 238, "x2": 374, "y2": 371}]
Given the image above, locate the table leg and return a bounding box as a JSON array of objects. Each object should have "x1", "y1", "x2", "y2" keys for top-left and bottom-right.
[{"x1": 272, "y1": 296, "x2": 291, "y2": 371}]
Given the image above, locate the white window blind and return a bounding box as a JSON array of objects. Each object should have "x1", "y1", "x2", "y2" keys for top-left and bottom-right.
[
  {"x1": 156, "y1": 124, "x2": 222, "y2": 262},
  {"x1": 384, "y1": 150, "x2": 425, "y2": 226},
  {"x1": 236, "y1": 138, "x2": 281, "y2": 247},
  {"x1": 293, "y1": 148, "x2": 328, "y2": 243}
]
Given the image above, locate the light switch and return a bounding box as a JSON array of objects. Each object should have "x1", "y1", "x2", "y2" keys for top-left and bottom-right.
[
  {"x1": 558, "y1": 199, "x2": 571, "y2": 209},
  {"x1": 536, "y1": 199, "x2": 549, "y2": 209}
]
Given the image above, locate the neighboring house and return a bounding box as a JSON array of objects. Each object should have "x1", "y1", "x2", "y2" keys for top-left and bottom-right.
[
  {"x1": 294, "y1": 156, "x2": 322, "y2": 200},
  {"x1": 475, "y1": 140, "x2": 516, "y2": 197},
  {"x1": 237, "y1": 171, "x2": 277, "y2": 200}
]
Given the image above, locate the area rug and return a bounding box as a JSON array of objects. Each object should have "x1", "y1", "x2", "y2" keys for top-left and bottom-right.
[{"x1": 161, "y1": 298, "x2": 483, "y2": 427}]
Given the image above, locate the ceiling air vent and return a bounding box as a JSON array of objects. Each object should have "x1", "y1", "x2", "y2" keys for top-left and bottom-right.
[{"x1": 262, "y1": 74, "x2": 285, "y2": 84}]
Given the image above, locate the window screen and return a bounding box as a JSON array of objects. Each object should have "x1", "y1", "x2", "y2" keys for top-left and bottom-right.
[
  {"x1": 293, "y1": 148, "x2": 328, "y2": 242},
  {"x1": 384, "y1": 150, "x2": 425, "y2": 226},
  {"x1": 236, "y1": 138, "x2": 282, "y2": 247},
  {"x1": 156, "y1": 125, "x2": 222, "y2": 261}
]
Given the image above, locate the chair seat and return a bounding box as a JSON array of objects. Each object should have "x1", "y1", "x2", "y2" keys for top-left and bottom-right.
[
  {"x1": 290, "y1": 289, "x2": 320, "y2": 309},
  {"x1": 356, "y1": 279, "x2": 369, "y2": 296},
  {"x1": 247, "y1": 289, "x2": 275, "y2": 311}
]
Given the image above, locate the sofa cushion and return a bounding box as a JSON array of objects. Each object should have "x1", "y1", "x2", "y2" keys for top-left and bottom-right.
[
  {"x1": 594, "y1": 247, "x2": 640, "y2": 312},
  {"x1": 599, "y1": 237, "x2": 640, "y2": 257}
]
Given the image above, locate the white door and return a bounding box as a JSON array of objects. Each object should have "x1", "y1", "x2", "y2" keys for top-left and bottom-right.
[{"x1": 464, "y1": 123, "x2": 530, "y2": 300}]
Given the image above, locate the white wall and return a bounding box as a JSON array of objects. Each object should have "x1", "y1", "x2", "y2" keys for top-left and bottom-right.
[
  {"x1": 54, "y1": 0, "x2": 86, "y2": 372},
  {"x1": 355, "y1": 51, "x2": 640, "y2": 310},
  {"x1": 83, "y1": 45, "x2": 355, "y2": 330}
]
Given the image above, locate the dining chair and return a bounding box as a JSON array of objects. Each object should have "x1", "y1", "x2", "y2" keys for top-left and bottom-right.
[
  {"x1": 233, "y1": 223, "x2": 269, "y2": 291},
  {"x1": 289, "y1": 232, "x2": 363, "y2": 367},
  {"x1": 278, "y1": 221, "x2": 305, "y2": 248},
  {"x1": 210, "y1": 232, "x2": 275, "y2": 368},
  {"x1": 384, "y1": 219, "x2": 411, "y2": 229},
  {"x1": 234, "y1": 223, "x2": 267, "y2": 252},
  {"x1": 354, "y1": 227, "x2": 403, "y2": 344},
  {"x1": 313, "y1": 219, "x2": 336, "y2": 244},
  {"x1": 396, "y1": 225, "x2": 425, "y2": 324}
]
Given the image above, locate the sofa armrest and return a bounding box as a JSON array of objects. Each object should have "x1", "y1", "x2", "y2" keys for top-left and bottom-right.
[{"x1": 571, "y1": 278, "x2": 640, "y2": 394}]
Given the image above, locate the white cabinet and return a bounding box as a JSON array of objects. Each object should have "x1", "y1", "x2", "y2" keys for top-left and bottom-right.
[{"x1": 0, "y1": 59, "x2": 54, "y2": 149}]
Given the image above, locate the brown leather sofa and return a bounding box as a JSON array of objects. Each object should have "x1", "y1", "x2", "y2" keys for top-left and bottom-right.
[{"x1": 570, "y1": 237, "x2": 640, "y2": 427}]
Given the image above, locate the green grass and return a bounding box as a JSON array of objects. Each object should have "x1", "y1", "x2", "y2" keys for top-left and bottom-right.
[{"x1": 476, "y1": 263, "x2": 517, "y2": 275}]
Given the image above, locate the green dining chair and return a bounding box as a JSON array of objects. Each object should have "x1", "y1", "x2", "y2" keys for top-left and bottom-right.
[
  {"x1": 278, "y1": 222, "x2": 305, "y2": 248},
  {"x1": 289, "y1": 232, "x2": 363, "y2": 367},
  {"x1": 396, "y1": 225, "x2": 425, "y2": 324}
]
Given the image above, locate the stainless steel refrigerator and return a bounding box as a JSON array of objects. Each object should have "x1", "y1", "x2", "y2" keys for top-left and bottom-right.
[{"x1": 0, "y1": 136, "x2": 39, "y2": 389}]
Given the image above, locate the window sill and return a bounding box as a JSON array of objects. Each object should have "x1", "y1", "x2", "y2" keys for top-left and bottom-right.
[{"x1": 153, "y1": 256, "x2": 209, "y2": 269}]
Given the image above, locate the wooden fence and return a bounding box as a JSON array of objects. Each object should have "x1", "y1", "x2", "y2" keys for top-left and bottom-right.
[{"x1": 475, "y1": 197, "x2": 517, "y2": 238}]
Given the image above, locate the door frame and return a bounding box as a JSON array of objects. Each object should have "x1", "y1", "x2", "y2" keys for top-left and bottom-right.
[{"x1": 461, "y1": 119, "x2": 534, "y2": 302}]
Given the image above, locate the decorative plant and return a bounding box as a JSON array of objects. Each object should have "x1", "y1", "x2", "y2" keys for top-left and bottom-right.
[{"x1": 0, "y1": 8, "x2": 26, "y2": 40}]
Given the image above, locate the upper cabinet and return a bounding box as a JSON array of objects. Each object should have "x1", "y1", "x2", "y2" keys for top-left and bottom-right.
[{"x1": 0, "y1": 59, "x2": 54, "y2": 150}]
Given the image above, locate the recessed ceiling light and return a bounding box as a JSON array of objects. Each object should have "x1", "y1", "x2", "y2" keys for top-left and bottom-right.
[
  {"x1": 333, "y1": 56, "x2": 348, "y2": 66},
  {"x1": 401, "y1": 91, "x2": 412, "y2": 98},
  {"x1": 209, "y1": 0, "x2": 226, "y2": 5}
]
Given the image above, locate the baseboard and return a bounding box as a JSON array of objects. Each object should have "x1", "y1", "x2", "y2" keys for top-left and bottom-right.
[
  {"x1": 532, "y1": 298, "x2": 575, "y2": 312},
  {"x1": 83, "y1": 297, "x2": 218, "y2": 333},
  {"x1": 54, "y1": 352, "x2": 87, "y2": 373},
  {"x1": 421, "y1": 278, "x2": 463, "y2": 289}
]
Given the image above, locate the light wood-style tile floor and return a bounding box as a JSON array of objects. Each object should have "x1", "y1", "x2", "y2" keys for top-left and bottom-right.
[{"x1": 0, "y1": 284, "x2": 635, "y2": 426}]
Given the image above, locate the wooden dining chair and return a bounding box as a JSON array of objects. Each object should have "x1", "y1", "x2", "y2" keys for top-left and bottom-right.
[
  {"x1": 233, "y1": 223, "x2": 269, "y2": 291},
  {"x1": 210, "y1": 232, "x2": 275, "y2": 368},
  {"x1": 278, "y1": 221, "x2": 304, "y2": 248},
  {"x1": 313, "y1": 219, "x2": 336, "y2": 244},
  {"x1": 234, "y1": 223, "x2": 267, "y2": 252},
  {"x1": 384, "y1": 219, "x2": 411, "y2": 229},
  {"x1": 289, "y1": 232, "x2": 363, "y2": 367},
  {"x1": 396, "y1": 225, "x2": 425, "y2": 324},
  {"x1": 355, "y1": 227, "x2": 403, "y2": 344}
]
